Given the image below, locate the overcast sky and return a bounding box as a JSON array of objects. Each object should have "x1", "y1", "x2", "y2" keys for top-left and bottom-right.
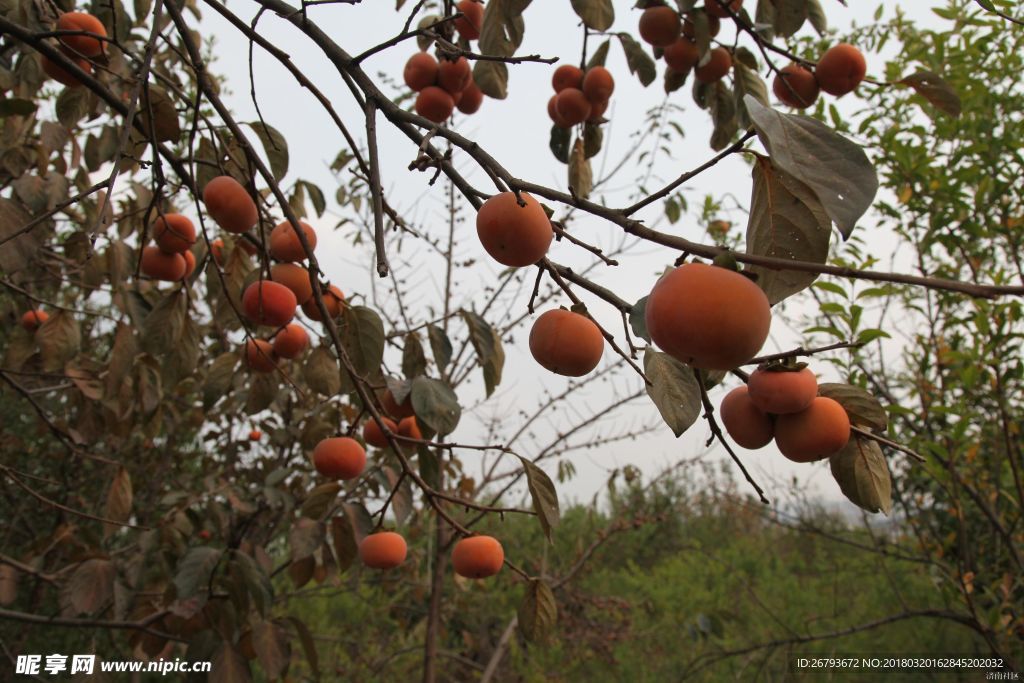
[{"x1": 194, "y1": 1, "x2": 946, "y2": 512}]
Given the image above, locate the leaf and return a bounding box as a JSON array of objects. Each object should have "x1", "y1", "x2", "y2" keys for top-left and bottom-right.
[
  {"x1": 478, "y1": 0, "x2": 532, "y2": 58},
  {"x1": 473, "y1": 60, "x2": 508, "y2": 99},
  {"x1": 55, "y1": 86, "x2": 91, "y2": 128},
  {"x1": 899, "y1": 70, "x2": 962, "y2": 118},
  {"x1": 229, "y1": 551, "x2": 273, "y2": 618},
  {"x1": 300, "y1": 482, "x2": 341, "y2": 520},
  {"x1": 0, "y1": 198, "x2": 40, "y2": 276},
  {"x1": 63, "y1": 559, "x2": 114, "y2": 615},
  {"x1": 772, "y1": 0, "x2": 807, "y2": 37},
  {"x1": 248, "y1": 121, "x2": 289, "y2": 181},
  {"x1": 204, "y1": 352, "x2": 238, "y2": 408},
  {"x1": 330, "y1": 514, "x2": 358, "y2": 573},
  {"x1": 427, "y1": 324, "x2": 453, "y2": 372},
  {"x1": 461, "y1": 310, "x2": 504, "y2": 396},
  {"x1": 583, "y1": 122, "x2": 603, "y2": 158},
  {"x1": 38, "y1": 310, "x2": 80, "y2": 372},
  {"x1": 410, "y1": 376, "x2": 461, "y2": 437},
  {"x1": 519, "y1": 456, "x2": 559, "y2": 541},
  {"x1": 549, "y1": 124, "x2": 571, "y2": 164},
  {"x1": 830, "y1": 435, "x2": 892, "y2": 514},
  {"x1": 142, "y1": 289, "x2": 186, "y2": 356},
  {"x1": 340, "y1": 306, "x2": 385, "y2": 380},
  {"x1": 382, "y1": 467, "x2": 413, "y2": 525},
  {"x1": 304, "y1": 346, "x2": 341, "y2": 397},
  {"x1": 665, "y1": 66, "x2": 690, "y2": 93},
  {"x1": 587, "y1": 39, "x2": 611, "y2": 69},
  {"x1": 708, "y1": 81, "x2": 738, "y2": 151},
  {"x1": 212, "y1": 643, "x2": 252, "y2": 683},
  {"x1": 252, "y1": 621, "x2": 290, "y2": 680},
  {"x1": 568, "y1": 139, "x2": 593, "y2": 198},
  {"x1": 743, "y1": 95, "x2": 879, "y2": 239},
  {"x1": 518, "y1": 579, "x2": 557, "y2": 642},
  {"x1": 617, "y1": 32, "x2": 656, "y2": 86},
  {"x1": 733, "y1": 59, "x2": 769, "y2": 129},
  {"x1": 0, "y1": 97, "x2": 36, "y2": 117},
  {"x1": 629, "y1": 296, "x2": 651, "y2": 343},
  {"x1": 245, "y1": 372, "x2": 278, "y2": 414},
  {"x1": 289, "y1": 518, "x2": 325, "y2": 561},
  {"x1": 571, "y1": 0, "x2": 614, "y2": 31},
  {"x1": 745, "y1": 155, "x2": 831, "y2": 305},
  {"x1": 817, "y1": 383, "x2": 888, "y2": 432},
  {"x1": 806, "y1": 0, "x2": 827, "y2": 35},
  {"x1": 644, "y1": 349, "x2": 701, "y2": 437},
  {"x1": 103, "y1": 467, "x2": 132, "y2": 538},
  {"x1": 0, "y1": 565, "x2": 17, "y2": 606},
  {"x1": 139, "y1": 86, "x2": 180, "y2": 142},
  {"x1": 402, "y1": 332, "x2": 428, "y2": 379},
  {"x1": 286, "y1": 616, "x2": 320, "y2": 678},
  {"x1": 174, "y1": 547, "x2": 223, "y2": 601}
]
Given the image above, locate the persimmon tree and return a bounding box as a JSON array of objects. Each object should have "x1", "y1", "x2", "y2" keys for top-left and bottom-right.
[{"x1": 0, "y1": 0, "x2": 1021, "y2": 679}]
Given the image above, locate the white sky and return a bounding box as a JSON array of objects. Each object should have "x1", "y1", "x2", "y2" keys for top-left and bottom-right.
[{"x1": 195, "y1": 1, "x2": 945, "y2": 513}]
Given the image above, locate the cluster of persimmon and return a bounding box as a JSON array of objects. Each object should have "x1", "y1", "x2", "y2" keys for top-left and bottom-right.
[
  {"x1": 547, "y1": 63, "x2": 615, "y2": 128},
  {"x1": 404, "y1": 1, "x2": 486, "y2": 123},
  {"x1": 357, "y1": 531, "x2": 505, "y2": 579},
  {"x1": 40, "y1": 11, "x2": 106, "y2": 88},
  {"x1": 772, "y1": 43, "x2": 867, "y2": 109},
  {"x1": 19, "y1": 309, "x2": 49, "y2": 333},
  {"x1": 720, "y1": 364, "x2": 852, "y2": 462},
  {"x1": 639, "y1": 4, "x2": 734, "y2": 84}
]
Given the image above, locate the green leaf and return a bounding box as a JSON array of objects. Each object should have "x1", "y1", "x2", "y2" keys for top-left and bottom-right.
[
  {"x1": 550, "y1": 124, "x2": 571, "y2": 164},
  {"x1": 204, "y1": 352, "x2": 238, "y2": 408},
  {"x1": 519, "y1": 456, "x2": 559, "y2": 542},
  {"x1": 410, "y1": 376, "x2": 461, "y2": 436},
  {"x1": 300, "y1": 482, "x2": 341, "y2": 520},
  {"x1": 478, "y1": 0, "x2": 532, "y2": 57},
  {"x1": 587, "y1": 39, "x2": 611, "y2": 69},
  {"x1": 583, "y1": 122, "x2": 603, "y2": 158},
  {"x1": 806, "y1": 0, "x2": 827, "y2": 35},
  {"x1": 304, "y1": 346, "x2": 341, "y2": 397},
  {"x1": 571, "y1": 0, "x2": 614, "y2": 31},
  {"x1": 288, "y1": 518, "x2": 325, "y2": 561},
  {"x1": 617, "y1": 32, "x2": 656, "y2": 86},
  {"x1": 629, "y1": 296, "x2": 651, "y2": 343},
  {"x1": 817, "y1": 383, "x2": 888, "y2": 432},
  {"x1": 461, "y1": 310, "x2": 504, "y2": 396},
  {"x1": 744, "y1": 95, "x2": 879, "y2": 239},
  {"x1": 142, "y1": 289, "x2": 186, "y2": 356},
  {"x1": 402, "y1": 332, "x2": 428, "y2": 379},
  {"x1": 139, "y1": 86, "x2": 180, "y2": 143},
  {"x1": 248, "y1": 121, "x2": 289, "y2": 181},
  {"x1": 286, "y1": 616, "x2": 320, "y2": 679},
  {"x1": 745, "y1": 155, "x2": 831, "y2": 305},
  {"x1": 56, "y1": 86, "x2": 91, "y2": 128},
  {"x1": 340, "y1": 306, "x2": 385, "y2": 380},
  {"x1": 898, "y1": 71, "x2": 962, "y2": 118},
  {"x1": 830, "y1": 435, "x2": 892, "y2": 515},
  {"x1": 329, "y1": 515, "x2": 358, "y2": 573},
  {"x1": 473, "y1": 60, "x2": 508, "y2": 99},
  {"x1": 427, "y1": 324, "x2": 453, "y2": 372},
  {"x1": 174, "y1": 547, "x2": 223, "y2": 601},
  {"x1": 518, "y1": 578, "x2": 557, "y2": 642},
  {"x1": 643, "y1": 349, "x2": 701, "y2": 437},
  {"x1": 772, "y1": 0, "x2": 807, "y2": 38}
]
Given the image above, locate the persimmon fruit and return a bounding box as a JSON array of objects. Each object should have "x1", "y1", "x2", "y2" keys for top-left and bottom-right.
[
  {"x1": 552, "y1": 64, "x2": 584, "y2": 93},
  {"x1": 244, "y1": 339, "x2": 276, "y2": 373},
  {"x1": 476, "y1": 191, "x2": 553, "y2": 267},
  {"x1": 555, "y1": 88, "x2": 591, "y2": 126},
  {"x1": 41, "y1": 54, "x2": 91, "y2": 87},
  {"x1": 773, "y1": 63, "x2": 820, "y2": 108},
  {"x1": 747, "y1": 366, "x2": 818, "y2": 415},
  {"x1": 363, "y1": 417, "x2": 398, "y2": 449},
  {"x1": 415, "y1": 86, "x2": 455, "y2": 123},
  {"x1": 181, "y1": 250, "x2": 196, "y2": 279},
  {"x1": 140, "y1": 246, "x2": 186, "y2": 281},
  {"x1": 814, "y1": 43, "x2": 866, "y2": 97},
  {"x1": 270, "y1": 263, "x2": 314, "y2": 304},
  {"x1": 404, "y1": 52, "x2": 438, "y2": 91},
  {"x1": 458, "y1": 81, "x2": 484, "y2": 114},
  {"x1": 359, "y1": 532, "x2": 407, "y2": 569},
  {"x1": 313, "y1": 437, "x2": 366, "y2": 480},
  {"x1": 774, "y1": 397, "x2": 851, "y2": 462},
  {"x1": 269, "y1": 220, "x2": 317, "y2": 262},
  {"x1": 249, "y1": 430, "x2": 262, "y2": 441},
  {"x1": 152, "y1": 214, "x2": 196, "y2": 254},
  {"x1": 451, "y1": 535, "x2": 504, "y2": 579},
  {"x1": 242, "y1": 280, "x2": 297, "y2": 327},
  {"x1": 381, "y1": 389, "x2": 416, "y2": 419},
  {"x1": 663, "y1": 38, "x2": 700, "y2": 72},
  {"x1": 398, "y1": 416, "x2": 422, "y2": 440},
  {"x1": 529, "y1": 309, "x2": 604, "y2": 376},
  {"x1": 645, "y1": 262, "x2": 771, "y2": 370},
  {"x1": 272, "y1": 323, "x2": 309, "y2": 359},
  {"x1": 705, "y1": 0, "x2": 742, "y2": 18},
  {"x1": 548, "y1": 95, "x2": 570, "y2": 128},
  {"x1": 438, "y1": 57, "x2": 472, "y2": 95},
  {"x1": 454, "y1": 0, "x2": 484, "y2": 40},
  {"x1": 20, "y1": 309, "x2": 48, "y2": 332},
  {"x1": 720, "y1": 386, "x2": 774, "y2": 449},
  {"x1": 56, "y1": 12, "x2": 107, "y2": 57},
  {"x1": 695, "y1": 47, "x2": 732, "y2": 83},
  {"x1": 582, "y1": 66, "x2": 614, "y2": 103},
  {"x1": 301, "y1": 284, "x2": 344, "y2": 321},
  {"x1": 639, "y1": 6, "x2": 681, "y2": 48},
  {"x1": 202, "y1": 176, "x2": 258, "y2": 234}
]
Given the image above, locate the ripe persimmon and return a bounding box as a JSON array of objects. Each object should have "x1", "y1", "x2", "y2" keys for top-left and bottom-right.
[
  {"x1": 457, "y1": 81, "x2": 484, "y2": 114},
  {"x1": 301, "y1": 284, "x2": 344, "y2": 321},
  {"x1": 774, "y1": 397, "x2": 851, "y2": 462},
  {"x1": 56, "y1": 12, "x2": 106, "y2": 57},
  {"x1": 404, "y1": 52, "x2": 438, "y2": 91},
  {"x1": 552, "y1": 64, "x2": 584, "y2": 93},
  {"x1": 773, "y1": 63, "x2": 820, "y2": 108},
  {"x1": 705, "y1": 0, "x2": 742, "y2": 18},
  {"x1": 140, "y1": 246, "x2": 186, "y2": 281},
  {"x1": 210, "y1": 238, "x2": 225, "y2": 265},
  {"x1": 249, "y1": 430, "x2": 262, "y2": 441},
  {"x1": 242, "y1": 280, "x2": 297, "y2": 327},
  {"x1": 380, "y1": 389, "x2": 416, "y2": 419},
  {"x1": 270, "y1": 263, "x2": 314, "y2": 304},
  {"x1": 555, "y1": 88, "x2": 591, "y2": 126},
  {"x1": 695, "y1": 47, "x2": 732, "y2": 83},
  {"x1": 41, "y1": 54, "x2": 91, "y2": 87},
  {"x1": 398, "y1": 416, "x2": 422, "y2": 440},
  {"x1": 645, "y1": 262, "x2": 771, "y2": 370},
  {"x1": 181, "y1": 250, "x2": 196, "y2": 279},
  {"x1": 359, "y1": 532, "x2": 407, "y2": 569},
  {"x1": 529, "y1": 309, "x2": 604, "y2": 376},
  {"x1": 363, "y1": 417, "x2": 398, "y2": 449},
  {"x1": 582, "y1": 66, "x2": 614, "y2": 103},
  {"x1": 202, "y1": 176, "x2": 258, "y2": 234},
  {"x1": 415, "y1": 86, "x2": 455, "y2": 123},
  {"x1": 663, "y1": 38, "x2": 700, "y2": 72},
  {"x1": 152, "y1": 214, "x2": 196, "y2": 254},
  {"x1": 272, "y1": 323, "x2": 309, "y2": 359},
  {"x1": 451, "y1": 535, "x2": 504, "y2": 579},
  {"x1": 588, "y1": 98, "x2": 608, "y2": 122},
  {"x1": 747, "y1": 366, "x2": 817, "y2": 415},
  {"x1": 548, "y1": 95, "x2": 571, "y2": 128},
  {"x1": 20, "y1": 309, "x2": 49, "y2": 332},
  {"x1": 814, "y1": 43, "x2": 866, "y2": 97},
  {"x1": 476, "y1": 191, "x2": 553, "y2": 267},
  {"x1": 269, "y1": 220, "x2": 317, "y2": 262},
  {"x1": 313, "y1": 436, "x2": 366, "y2": 480},
  {"x1": 244, "y1": 339, "x2": 276, "y2": 373},
  {"x1": 720, "y1": 386, "x2": 774, "y2": 449},
  {"x1": 639, "y1": 6, "x2": 681, "y2": 48},
  {"x1": 454, "y1": 0, "x2": 484, "y2": 40},
  {"x1": 438, "y1": 57, "x2": 472, "y2": 95}
]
